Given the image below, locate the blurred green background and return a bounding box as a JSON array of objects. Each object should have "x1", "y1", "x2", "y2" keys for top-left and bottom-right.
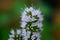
[{"x1": 0, "y1": 0, "x2": 60, "y2": 40}]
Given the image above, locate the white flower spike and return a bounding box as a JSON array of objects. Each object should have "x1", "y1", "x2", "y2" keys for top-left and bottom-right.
[{"x1": 21, "y1": 7, "x2": 44, "y2": 40}]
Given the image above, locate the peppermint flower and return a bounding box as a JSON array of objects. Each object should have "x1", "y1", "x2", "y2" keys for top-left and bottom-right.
[{"x1": 21, "y1": 7, "x2": 44, "y2": 40}]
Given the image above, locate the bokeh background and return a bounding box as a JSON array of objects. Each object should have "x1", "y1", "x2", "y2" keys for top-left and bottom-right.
[{"x1": 0, "y1": 0, "x2": 60, "y2": 40}]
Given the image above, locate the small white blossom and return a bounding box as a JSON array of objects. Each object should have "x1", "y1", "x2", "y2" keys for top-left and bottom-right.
[
  {"x1": 39, "y1": 15, "x2": 44, "y2": 21},
  {"x1": 32, "y1": 10, "x2": 41, "y2": 16},
  {"x1": 21, "y1": 12, "x2": 32, "y2": 22},
  {"x1": 21, "y1": 22, "x2": 27, "y2": 28},
  {"x1": 22, "y1": 29, "x2": 26, "y2": 36},
  {"x1": 25, "y1": 7, "x2": 34, "y2": 12},
  {"x1": 26, "y1": 31, "x2": 31, "y2": 38},
  {"x1": 17, "y1": 29, "x2": 21, "y2": 35},
  {"x1": 8, "y1": 38, "x2": 14, "y2": 40},
  {"x1": 25, "y1": 7, "x2": 29, "y2": 12},
  {"x1": 22, "y1": 29, "x2": 28, "y2": 40},
  {"x1": 9, "y1": 35, "x2": 14, "y2": 38},
  {"x1": 29, "y1": 7, "x2": 34, "y2": 12},
  {"x1": 31, "y1": 32, "x2": 41, "y2": 40},
  {"x1": 10, "y1": 29, "x2": 15, "y2": 35}
]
